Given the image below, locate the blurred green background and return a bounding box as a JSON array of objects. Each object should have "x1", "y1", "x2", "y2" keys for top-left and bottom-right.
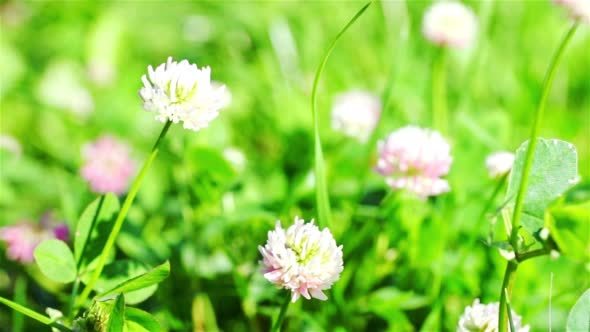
[{"x1": 0, "y1": 1, "x2": 589, "y2": 331}]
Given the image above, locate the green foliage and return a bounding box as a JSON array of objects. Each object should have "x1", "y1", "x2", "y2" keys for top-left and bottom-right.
[
  {"x1": 192, "y1": 294, "x2": 219, "y2": 332},
  {"x1": 506, "y1": 138, "x2": 578, "y2": 235},
  {"x1": 125, "y1": 308, "x2": 162, "y2": 332},
  {"x1": 363, "y1": 287, "x2": 430, "y2": 318},
  {"x1": 97, "y1": 261, "x2": 170, "y2": 300},
  {"x1": 547, "y1": 196, "x2": 590, "y2": 262},
  {"x1": 74, "y1": 194, "x2": 120, "y2": 269},
  {"x1": 310, "y1": 2, "x2": 372, "y2": 228},
  {"x1": 0, "y1": 296, "x2": 54, "y2": 325},
  {"x1": 567, "y1": 289, "x2": 590, "y2": 332},
  {"x1": 34, "y1": 239, "x2": 77, "y2": 284},
  {"x1": 81, "y1": 260, "x2": 159, "y2": 305},
  {"x1": 106, "y1": 294, "x2": 125, "y2": 332}
]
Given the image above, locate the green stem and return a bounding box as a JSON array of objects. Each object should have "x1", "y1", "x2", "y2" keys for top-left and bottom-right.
[
  {"x1": 498, "y1": 261, "x2": 517, "y2": 331},
  {"x1": 311, "y1": 1, "x2": 372, "y2": 228},
  {"x1": 76, "y1": 195, "x2": 105, "y2": 270},
  {"x1": 498, "y1": 22, "x2": 578, "y2": 332},
  {"x1": 68, "y1": 277, "x2": 80, "y2": 320},
  {"x1": 77, "y1": 121, "x2": 172, "y2": 307},
  {"x1": 504, "y1": 288, "x2": 516, "y2": 332},
  {"x1": 432, "y1": 49, "x2": 448, "y2": 135},
  {"x1": 480, "y1": 174, "x2": 509, "y2": 223},
  {"x1": 12, "y1": 276, "x2": 26, "y2": 332},
  {"x1": 516, "y1": 248, "x2": 549, "y2": 263},
  {"x1": 0, "y1": 296, "x2": 72, "y2": 332},
  {"x1": 271, "y1": 293, "x2": 291, "y2": 332}
]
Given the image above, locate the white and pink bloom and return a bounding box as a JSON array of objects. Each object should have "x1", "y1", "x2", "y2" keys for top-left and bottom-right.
[
  {"x1": 422, "y1": 1, "x2": 478, "y2": 49},
  {"x1": 553, "y1": 0, "x2": 590, "y2": 23},
  {"x1": 259, "y1": 217, "x2": 343, "y2": 302},
  {"x1": 139, "y1": 57, "x2": 227, "y2": 131},
  {"x1": 485, "y1": 151, "x2": 515, "y2": 179},
  {"x1": 331, "y1": 90, "x2": 381, "y2": 142},
  {"x1": 376, "y1": 126, "x2": 452, "y2": 198},
  {"x1": 81, "y1": 135, "x2": 135, "y2": 195},
  {"x1": 457, "y1": 299, "x2": 530, "y2": 332},
  {"x1": 0, "y1": 213, "x2": 69, "y2": 264}
]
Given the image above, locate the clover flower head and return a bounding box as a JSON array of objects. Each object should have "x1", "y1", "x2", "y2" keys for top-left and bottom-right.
[
  {"x1": 139, "y1": 57, "x2": 227, "y2": 131},
  {"x1": 485, "y1": 151, "x2": 515, "y2": 179},
  {"x1": 331, "y1": 90, "x2": 381, "y2": 142},
  {"x1": 554, "y1": 0, "x2": 590, "y2": 23},
  {"x1": 457, "y1": 299, "x2": 530, "y2": 332},
  {"x1": 259, "y1": 217, "x2": 344, "y2": 302},
  {"x1": 422, "y1": 1, "x2": 478, "y2": 49},
  {"x1": 81, "y1": 135, "x2": 135, "y2": 195},
  {"x1": 0, "y1": 213, "x2": 69, "y2": 264},
  {"x1": 0, "y1": 134, "x2": 22, "y2": 155},
  {"x1": 376, "y1": 126, "x2": 452, "y2": 198}
]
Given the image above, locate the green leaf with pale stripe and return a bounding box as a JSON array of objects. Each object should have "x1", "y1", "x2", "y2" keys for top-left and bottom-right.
[
  {"x1": 97, "y1": 261, "x2": 170, "y2": 300},
  {"x1": 506, "y1": 138, "x2": 578, "y2": 234}
]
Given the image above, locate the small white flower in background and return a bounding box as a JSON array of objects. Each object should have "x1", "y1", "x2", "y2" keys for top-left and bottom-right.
[
  {"x1": 214, "y1": 81, "x2": 232, "y2": 109},
  {"x1": 331, "y1": 90, "x2": 381, "y2": 142},
  {"x1": 223, "y1": 147, "x2": 246, "y2": 172},
  {"x1": 37, "y1": 60, "x2": 94, "y2": 118},
  {"x1": 139, "y1": 57, "x2": 227, "y2": 131},
  {"x1": 457, "y1": 299, "x2": 530, "y2": 332},
  {"x1": 259, "y1": 217, "x2": 344, "y2": 302},
  {"x1": 422, "y1": 1, "x2": 478, "y2": 49},
  {"x1": 87, "y1": 59, "x2": 116, "y2": 86},
  {"x1": 554, "y1": 0, "x2": 590, "y2": 24},
  {"x1": 485, "y1": 151, "x2": 515, "y2": 179},
  {"x1": 376, "y1": 126, "x2": 452, "y2": 198},
  {"x1": 183, "y1": 15, "x2": 214, "y2": 43},
  {"x1": 0, "y1": 135, "x2": 22, "y2": 155}
]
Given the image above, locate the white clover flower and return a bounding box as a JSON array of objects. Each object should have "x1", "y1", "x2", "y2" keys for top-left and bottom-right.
[
  {"x1": 376, "y1": 126, "x2": 452, "y2": 198},
  {"x1": 0, "y1": 135, "x2": 22, "y2": 155},
  {"x1": 457, "y1": 299, "x2": 530, "y2": 332},
  {"x1": 485, "y1": 151, "x2": 515, "y2": 179},
  {"x1": 554, "y1": 0, "x2": 590, "y2": 23},
  {"x1": 259, "y1": 217, "x2": 343, "y2": 302},
  {"x1": 223, "y1": 147, "x2": 246, "y2": 172},
  {"x1": 331, "y1": 90, "x2": 382, "y2": 142},
  {"x1": 139, "y1": 57, "x2": 227, "y2": 131},
  {"x1": 37, "y1": 61, "x2": 94, "y2": 118},
  {"x1": 422, "y1": 1, "x2": 478, "y2": 49}
]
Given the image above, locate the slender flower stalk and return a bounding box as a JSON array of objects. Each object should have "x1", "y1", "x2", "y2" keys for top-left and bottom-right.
[
  {"x1": 271, "y1": 293, "x2": 291, "y2": 332},
  {"x1": 77, "y1": 121, "x2": 172, "y2": 307},
  {"x1": 310, "y1": 1, "x2": 372, "y2": 228},
  {"x1": 75, "y1": 195, "x2": 105, "y2": 270},
  {"x1": 432, "y1": 50, "x2": 448, "y2": 134},
  {"x1": 497, "y1": 22, "x2": 578, "y2": 331}
]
